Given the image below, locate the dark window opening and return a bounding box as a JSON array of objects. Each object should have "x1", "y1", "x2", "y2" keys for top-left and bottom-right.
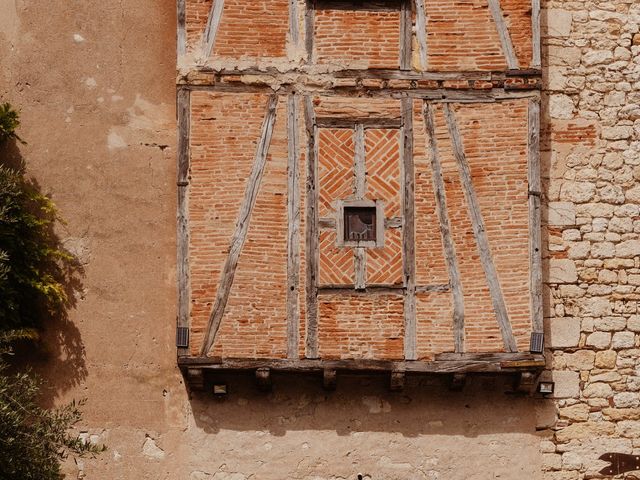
[{"x1": 344, "y1": 206, "x2": 377, "y2": 242}]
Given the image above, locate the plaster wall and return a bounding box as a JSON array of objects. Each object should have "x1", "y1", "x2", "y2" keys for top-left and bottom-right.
[{"x1": 3, "y1": 0, "x2": 628, "y2": 479}]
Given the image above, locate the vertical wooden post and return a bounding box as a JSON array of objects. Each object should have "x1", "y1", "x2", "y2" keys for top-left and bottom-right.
[
  {"x1": 305, "y1": 0, "x2": 315, "y2": 63},
  {"x1": 399, "y1": 0, "x2": 413, "y2": 70},
  {"x1": 177, "y1": 0, "x2": 186, "y2": 58},
  {"x1": 303, "y1": 96, "x2": 319, "y2": 359},
  {"x1": 423, "y1": 102, "x2": 465, "y2": 353},
  {"x1": 414, "y1": 0, "x2": 428, "y2": 71},
  {"x1": 177, "y1": 88, "x2": 191, "y2": 357},
  {"x1": 287, "y1": 94, "x2": 301, "y2": 359},
  {"x1": 531, "y1": 0, "x2": 541, "y2": 69},
  {"x1": 289, "y1": 0, "x2": 300, "y2": 48},
  {"x1": 401, "y1": 97, "x2": 417, "y2": 360},
  {"x1": 528, "y1": 97, "x2": 543, "y2": 333},
  {"x1": 443, "y1": 103, "x2": 517, "y2": 353}
]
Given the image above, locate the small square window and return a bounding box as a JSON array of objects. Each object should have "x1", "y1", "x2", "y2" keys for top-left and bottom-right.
[
  {"x1": 336, "y1": 199, "x2": 384, "y2": 248},
  {"x1": 344, "y1": 206, "x2": 377, "y2": 243}
]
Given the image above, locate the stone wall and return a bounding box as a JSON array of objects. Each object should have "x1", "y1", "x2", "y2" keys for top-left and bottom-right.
[{"x1": 543, "y1": 1, "x2": 640, "y2": 478}]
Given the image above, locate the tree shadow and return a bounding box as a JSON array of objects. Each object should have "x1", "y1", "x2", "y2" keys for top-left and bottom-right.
[{"x1": 1, "y1": 138, "x2": 87, "y2": 408}]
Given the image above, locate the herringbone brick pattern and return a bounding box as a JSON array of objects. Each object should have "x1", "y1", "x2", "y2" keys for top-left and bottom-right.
[
  {"x1": 365, "y1": 129, "x2": 401, "y2": 218},
  {"x1": 318, "y1": 128, "x2": 354, "y2": 217},
  {"x1": 367, "y1": 229, "x2": 403, "y2": 285},
  {"x1": 319, "y1": 230, "x2": 354, "y2": 285}
]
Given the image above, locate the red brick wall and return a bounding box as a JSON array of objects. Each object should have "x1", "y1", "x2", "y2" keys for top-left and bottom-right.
[
  {"x1": 423, "y1": 0, "x2": 532, "y2": 71},
  {"x1": 423, "y1": 100, "x2": 531, "y2": 352},
  {"x1": 189, "y1": 92, "x2": 288, "y2": 357},
  {"x1": 185, "y1": 0, "x2": 288, "y2": 58},
  {"x1": 314, "y1": 6, "x2": 401, "y2": 68},
  {"x1": 187, "y1": 94, "x2": 533, "y2": 358},
  {"x1": 318, "y1": 294, "x2": 405, "y2": 359}
]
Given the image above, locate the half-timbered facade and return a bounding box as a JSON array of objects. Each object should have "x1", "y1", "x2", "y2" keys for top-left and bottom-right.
[{"x1": 176, "y1": 0, "x2": 545, "y2": 386}]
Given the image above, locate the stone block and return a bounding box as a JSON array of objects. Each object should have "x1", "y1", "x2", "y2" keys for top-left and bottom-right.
[
  {"x1": 546, "y1": 9, "x2": 572, "y2": 37},
  {"x1": 559, "y1": 182, "x2": 595, "y2": 203},
  {"x1": 549, "y1": 259, "x2": 578, "y2": 284},
  {"x1": 627, "y1": 315, "x2": 640, "y2": 332},
  {"x1": 547, "y1": 202, "x2": 576, "y2": 226},
  {"x1": 564, "y1": 350, "x2": 595, "y2": 370},
  {"x1": 612, "y1": 331, "x2": 636, "y2": 349},
  {"x1": 555, "y1": 421, "x2": 615, "y2": 442},
  {"x1": 614, "y1": 392, "x2": 640, "y2": 408},
  {"x1": 549, "y1": 94, "x2": 575, "y2": 119},
  {"x1": 594, "y1": 316, "x2": 627, "y2": 332},
  {"x1": 586, "y1": 332, "x2": 611, "y2": 349},
  {"x1": 617, "y1": 420, "x2": 640, "y2": 438},
  {"x1": 552, "y1": 371, "x2": 580, "y2": 398},
  {"x1": 583, "y1": 382, "x2": 612, "y2": 398},
  {"x1": 549, "y1": 318, "x2": 581, "y2": 348}
]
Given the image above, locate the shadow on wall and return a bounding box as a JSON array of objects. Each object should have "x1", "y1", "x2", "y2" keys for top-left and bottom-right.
[
  {"x1": 187, "y1": 373, "x2": 551, "y2": 437},
  {"x1": 2, "y1": 138, "x2": 87, "y2": 409}
]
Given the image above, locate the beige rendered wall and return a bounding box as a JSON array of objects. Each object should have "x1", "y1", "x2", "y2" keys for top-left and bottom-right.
[{"x1": 1, "y1": 1, "x2": 610, "y2": 479}]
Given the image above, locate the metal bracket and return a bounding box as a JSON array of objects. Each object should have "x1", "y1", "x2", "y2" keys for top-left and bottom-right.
[{"x1": 599, "y1": 453, "x2": 640, "y2": 476}]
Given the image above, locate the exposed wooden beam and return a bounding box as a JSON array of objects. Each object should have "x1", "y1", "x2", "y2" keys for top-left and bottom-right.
[
  {"x1": 179, "y1": 353, "x2": 546, "y2": 373},
  {"x1": 289, "y1": 0, "x2": 300, "y2": 48},
  {"x1": 528, "y1": 98, "x2": 543, "y2": 333},
  {"x1": 305, "y1": 0, "x2": 315, "y2": 62},
  {"x1": 323, "y1": 368, "x2": 337, "y2": 390},
  {"x1": 287, "y1": 94, "x2": 301, "y2": 359},
  {"x1": 423, "y1": 102, "x2": 465, "y2": 353},
  {"x1": 487, "y1": 0, "x2": 520, "y2": 70},
  {"x1": 200, "y1": 94, "x2": 279, "y2": 356},
  {"x1": 531, "y1": 0, "x2": 541, "y2": 69},
  {"x1": 200, "y1": 0, "x2": 225, "y2": 62},
  {"x1": 177, "y1": 0, "x2": 186, "y2": 58},
  {"x1": 303, "y1": 95, "x2": 320, "y2": 359},
  {"x1": 390, "y1": 371, "x2": 406, "y2": 391},
  {"x1": 442, "y1": 104, "x2": 517, "y2": 353},
  {"x1": 177, "y1": 88, "x2": 191, "y2": 357},
  {"x1": 415, "y1": 284, "x2": 450, "y2": 293},
  {"x1": 385, "y1": 216, "x2": 403, "y2": 228},
  {"x1": 316, "y1": 117, "x2": 402, "y2": 129},
  {"x1": 354, "y1": 247, "x2": 367, "y2": 290},
  {"x1": 399, "y1": 0, "x2": 412, "y2": 70},
  {"x1": 414, "y1": 0, "x2": 428, "y2": 70},
  {"x1": 255, "y1": 367, "x2": 272, "y2": 391},
  {"x1": 401, "y1": 97, "x2": 417, "y2": 361},
  {"x1": 354, "y1": 123, "x2": 366, "y2": 198}
]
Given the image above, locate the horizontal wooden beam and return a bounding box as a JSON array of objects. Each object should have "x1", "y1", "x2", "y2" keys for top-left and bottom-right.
[
  {"x1": 178, "y1": 354, "x2": 546, "y2": 374},
  {"x1": 316, "y1": 117, "x2": 401, "y2": 129}
]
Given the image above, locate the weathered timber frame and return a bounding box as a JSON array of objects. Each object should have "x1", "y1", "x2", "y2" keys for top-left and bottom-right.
[{"x1": 177, "y1": 0, "x2": 544, "y2": 384}]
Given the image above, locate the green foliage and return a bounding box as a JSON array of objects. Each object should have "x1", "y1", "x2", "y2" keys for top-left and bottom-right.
[
  {"x1": 0, "y1": 103, "x2": 23, "y2": 144},
  {"x1": 0, "y1": 361, "x2": 104, "y2": 480},
  {"x1": 0, "y1": 102, "x2": 99, "y2": 478},
  {"x1": 0, "y1": 103, "x2": 73, "y2": 334}
]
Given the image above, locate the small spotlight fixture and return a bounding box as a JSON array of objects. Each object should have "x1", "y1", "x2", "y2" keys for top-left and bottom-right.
[
  {"x1": 538, "y1": 381, "x2": 554, "y2": 395},
  {"x1": 213, "y1": 384, "x2": 227, "y2": 397}
]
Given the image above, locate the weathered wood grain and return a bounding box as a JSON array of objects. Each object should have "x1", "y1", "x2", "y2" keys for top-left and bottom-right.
[
  {"x1": 414, "y1": 0, "x2": 428, "y2": 70},
  {"x1": 354, "y1": 123, "x2": 366, "y2": 198},
  {"x1": 528, "y1": 98, "x2": 543, "y2": 333},
  {"x1": 200, "y1": 94, "x2": 279, "y2": 356},
  {"x1": 354, "y1": 247, "x2": 367, "y2": 290},
  {"x1": 531, "y1": 0, "x2": 541, "y2": 68},
  {"x1": 177, "y1": 0, "x2": 186, "y2": 58},
  {"x1": 289, "y1": 0, "x2": 300, "y2": 48},
  {"x1": 200, "y1": 0, "x2": 225, "y2": 61},
  {"x1": 401, "y1": 97, "x2": 416, "y2": 360},
  {"x1": 423, "y1": 102, "x2": 465, "y2": 353},
  {"x1": 179, "y1": 354, "x2": 546, "y2": 373},
  {"x1": 287, "y1": 94, "x2": 301, "y2": 359},
  {"x1": 487, "y1": 0, "x2": 520, "y2": 70},
  {"x1": 315, "y1": 117, "x2": 402, "y2": 129},
  {"x1": 443, "y1": 103, "x2": 518, "y2": 353},
  {"x1": 305, "y1": 0, "x2": 315, "y2": 62},
  {"x1": 399, "y1": 0, "x2": 412, "y2": 70},
  {"x1": 304, "y1": 95, "x2": 320, "y2": 359},
  {"x1": 177, "y1": 88, "x2": 191, "y2": 357}
]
